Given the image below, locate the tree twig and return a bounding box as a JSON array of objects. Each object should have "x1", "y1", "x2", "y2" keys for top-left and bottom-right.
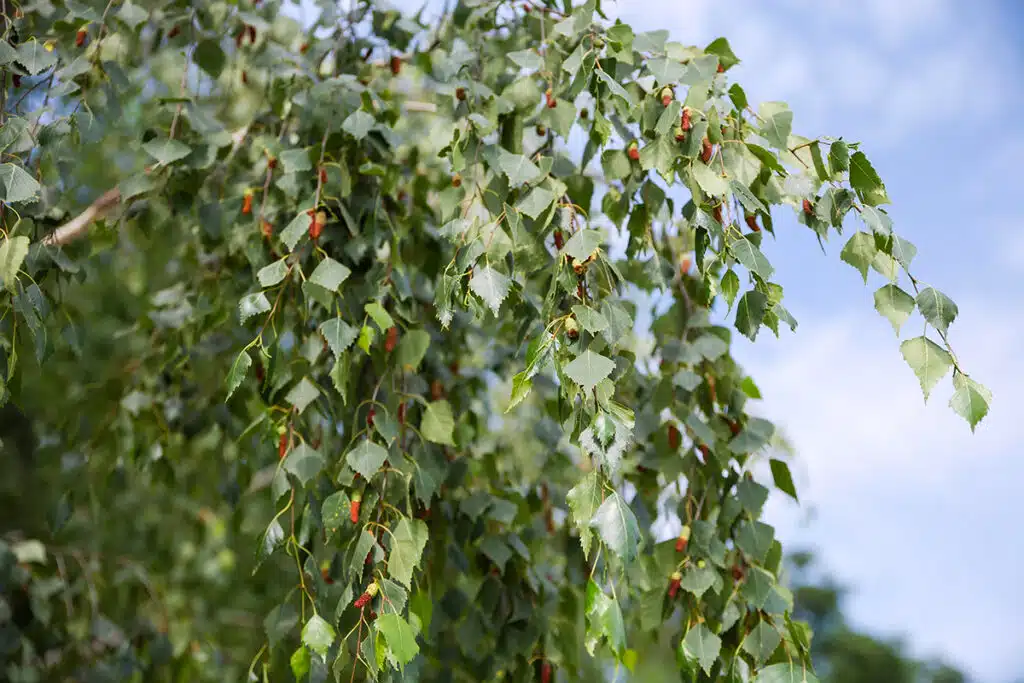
[{"x1": 42, "y1": 188, "x2": 122, "y2": 246}]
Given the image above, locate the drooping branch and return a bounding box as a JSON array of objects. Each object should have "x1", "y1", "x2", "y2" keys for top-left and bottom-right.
[{"x1": 41, "y1": 187, "x2": 122, "y2": 247}]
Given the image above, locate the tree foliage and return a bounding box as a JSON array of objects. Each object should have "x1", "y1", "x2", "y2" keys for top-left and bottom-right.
[{"x1": 0, "y1": 0, "x2": 990, "y2": 681}]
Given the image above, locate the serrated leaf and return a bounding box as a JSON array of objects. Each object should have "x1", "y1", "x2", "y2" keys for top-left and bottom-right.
[
  {"x1": 309, "y1": 257, "x2": 351, "y2": 292},
  {"x1": 873, "y1": 284, "x2": 915, "y2": 335},
  {"x1": 567, "y1": 472, "x2": 601, "y2": 558},
  {"x1": 346, "y1": 440, "x2": 388, "y2": 480},
  {"x1": 479, "y1": 537, "x2": 513, "y2": 573},
  {"x1": 0, "y1": 235, "x2": 30, "y2": 290},
  {"x1": 469, "y1": 265, "x2": 512, "y2": 315},
  {"x1": 421, "y1": 400, "x2": 455, "y2": 446},
  {"x1": 647, "y1": 57, "x2": 685, "y2": 84},
  {"x1": 680, "y1": 565, "x2": 716, "y2": 598},
  {"x1": 143, "y1": 138, "x2": 192, "y2": 165},
  {"x1": 282, "y1": 443, "x2": 325, "y2": 486},
  {"x1": 280, "y1": 211, "x2": 310, "y2": 251},
  {"x1": 302, "y1": 615, "x2": 336, "y2": 658},
  {"x1": 571, "y1": 305, "x2": 609, "y2": 334},
  {"x1": 238, "y1": 292, "x2": 271, "y2": 322},
  {"x1": 838, "y1": 231, "x2": 876, "y2": 283},
  {"x1": 564, "y1": 228, "x2": 603, "y2": 261},
  {"x1": 949, "y1": 372, "x2": 991, "y2": 432},
  {"x1": 735, "y1": 521, "x2": 774, "y2": 564},
  {"x1": 116, "y1": 2, "x2": 149, "y2": 28},
  {"x1": 564, "y1": 350, "x2": 615, "y2": 391},
  {"x1": 691, "y1": 162, "x2": 728, "y2": 196},
  {"x1": 0, "y1": 164, "x2": 41, "y2": 203},
  {"x1": 731, "y1": 238, "x2": 774, "y2": 280},
  {"x1": 692, "y1": 334, "x2": 728, "y2": 360},
  {"x1": 0, "y1": 117, "x2": 28, "y2": 154},
  {"x1": 742, "y1": 566, "x2": 774, "y2": 609},
  {"x1": 730, "y1": 179, "x2": 767, "y2": 214},
  {"x1": 516, "y1": 186, "x2": 556, "y2": 219},
  {"x1": 225, "y1": 351, "x2": 252, "y2": 400},
  {"x1": 596, "y1": 69, "x2": 635, "y2": 107},
  {"x1": 16, "y1": 40, "x2": 57, "y2": 75},
  {"x1": 916, "y1": 287, "x2": 958, "y2": 336},
  {"x1": 320, "y1": 318, "x2": 358, "y2": 357},
  {"x1": 285, "y1": 377, "x2": 320, "y2": 413},
  {"x1": 743, "y1": 619, "x2": 781, "y2": 663},
  {"x1": 375, "y1": 613, "x2": 420, "y2": 668},
  {"x1": 590, "y1": 492, "x2": 641, "y2": 563},
  {"x1": 257, "y1": 258, "x2": 289, "y2": 287},
  {"x1": 900, "y1": 336, "x2": 952, "y2": 401},
  {"x1": 498, "y1": 150, "x2": 541, "y2": 185},
  {"x1": 682, "y1": 623, "x2": 721, "y2": 676},
  {"x1": 829, "y1": 140, "x2": 849, "y2": 173},
  {"x1": 342, "y1": 110, "x2": 376, "y2": 140},
  {"x1": 387, "y1": 518, "x2": 428, "y2": 588}
]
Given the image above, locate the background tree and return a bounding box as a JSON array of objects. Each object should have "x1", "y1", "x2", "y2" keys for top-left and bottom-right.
[{"x1": 0, "y1": 0, "x2": 990, "y2": 681}]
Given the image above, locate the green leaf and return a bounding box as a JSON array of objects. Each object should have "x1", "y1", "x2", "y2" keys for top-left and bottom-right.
[
  {"x1": 286, "y1": 377, "x2": 320, "y2": 413},
  {"x1": 873, "y1": 284, "x2": 915, "y2": 335},
  {"x1": 916, "y1": 287, "x2": 958, "y2": 336},
  {"x1": 320, "y1": 318, "x2": 359, "y2": 358},
  {"x1": 731, "y1": 238, "x2": 774, "y2": 280},
  {"x1": 585, "y1": 580, "x2": 626, "y2": 656},
  {"x1": 691, "y1": 162, "x2": 728, "y2": 196},
  {"x1": 469, "y1": 266, "x2": 512, "y2": 315},
  {"x1": 633, "y1": 29, "x2": 668, "y2": 53},
  {"x1": 346, "y1": 440, "x2": 388, "y2": 480},
  {"x1": 507, "y1": 49, "x2": 543, "y2": 70},
  {"x1": 735, "y1": 521, "x2": 775, "y2": 564},
  {"x1": 647, "y1": 57, "x2": 685, "y2": 84},
  {"x1": 680, "y1": 565, "x2": 716, "y2": 598},
  {"x1": 682, "y1": 623, "x2": 721, "y2": 676},
  {"x1": 301, "y1": 614, "x2": 336, "y2": 659},
  {"x1": 15, "y1": 40, "x2": 57, "y2": 75},
  {"x1": 839, "y1": 231, "x2": 877, "y2": 283},
  {"x1": 342, "y1": 110, "x2": 376, "y2": 140},
  {"x1": 564, "y1": 229, "x2": 603, "y2": 261},
  {"x1": 590, "y1": 492, "x2": 641, "y2": 563},
  {"x1": 692, "y1": 334, "x2": 728, "y2": 360},
  {"x1": 280, "y1": 211, "x2": 310, "y2": 251},
  {"x1": 769, "y1": 459, "x2": 798, "y2": 501},
  {"x1": 290, "y1": 646, "x2": 311, "y2": 679},
  {"x1": 900, "y1": 336, "x2": 953, "y2": 401},
  {"x1": 395, "y1": 329, "x2": 430, "y2": 372},
  {"x1": 309, "y1": 258, "x2": 351, "y2": 292},
  {"x1": 742, "y1": 567, "x2": 774, "y2": 609},
  {"x1": 753, "y1": 662, "x2": 821, "y2": 683},
  {"x1": 225, "y1": 351, "x2": 252, "y2": 400},
  {"x1": 849, "y1": 151, "x2": 889, "y2": 205},
  {"x1": 0, "y1": 235, "x2": 30, "y2": 290},
  {"x1": 596, "y1": 69, "x2": 635, "y2": 108},
  {"x1": 0, "y1": 117, "x2": 28, "y2": 154},
  {"x1": 479, "y1": 536, "x2": 513, "y2": 572},
  {"x1": 257, "y1": 258, "x2": 289, "y2": 287},
  {"x1": 375, "y1": 613, "x2": 420, "y2": 668},
  {"x1": 421, "y1": 400, "x2": 455, "y2": 446},
  {"x1": 387, "y1": 518, "x2": 428, "y2": 588},
  {"x1": 743, "y1": 619, "x2": 781, "y2": 664},
  {"x1": 758, "y1": 102, "x2": 792, "y2": 149},
  {"x1": 567, "y1": 472, "x2": 602, "y2": 558},
  {"x1": 735, "y1": 290, "x2": 768, "y2": 341},
  {"x1": 238, "y1": 292, "x2": 271, "y2": 322},
  {"x1": 364, "y1": 301, "x2": 394, "y2": 332},
  {"x1": 116, "y1": 2, "x2": 149, "y2": 28},
  {"x1": 321, "y1": 491, "x2": 351, "y2": 535},
  {"x1": 949, "y1": 372, "x2": 992, "y2": 432},
  {"x1": 0, "y1": 164, "x2": 41, "y2": 203},
  {"x1": 143, "y1": 138, "x2": 192, "y2": 165},
  {"x1": 282, "y1": 444, "x2": 325, "y2": 486},
  {"x1": 730, "y1": 179, "x2": 768, "y2": 214},
  {"x1": 516, "y1": 186, "x2": 556, "y2": 219},
  {"x1": 829, "y1": 140, "x2": 850, "y2": 173},
  {"x1": 564, "y1": 350, "x2": 615, "y2": 391},
  {"x1": 497, "y1": 150, "x2": 542, "y2": 185},
  {"x1": 571, "y1": 305, "x2": 609, "y2": 334}
]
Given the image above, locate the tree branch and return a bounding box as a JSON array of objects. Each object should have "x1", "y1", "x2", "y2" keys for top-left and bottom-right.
[{"x1": 42, "y1": 187, "x2": 122, "y2": 247}]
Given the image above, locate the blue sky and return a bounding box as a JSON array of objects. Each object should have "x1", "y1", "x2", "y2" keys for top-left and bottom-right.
[{"x1": 290, "y1": 0, "x2": 1024, "y2": 678}]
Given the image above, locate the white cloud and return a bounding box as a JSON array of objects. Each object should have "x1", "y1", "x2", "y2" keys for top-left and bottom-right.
[{"x1": 735, "y1": 298, "x2": 1024, "y2": 681}]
